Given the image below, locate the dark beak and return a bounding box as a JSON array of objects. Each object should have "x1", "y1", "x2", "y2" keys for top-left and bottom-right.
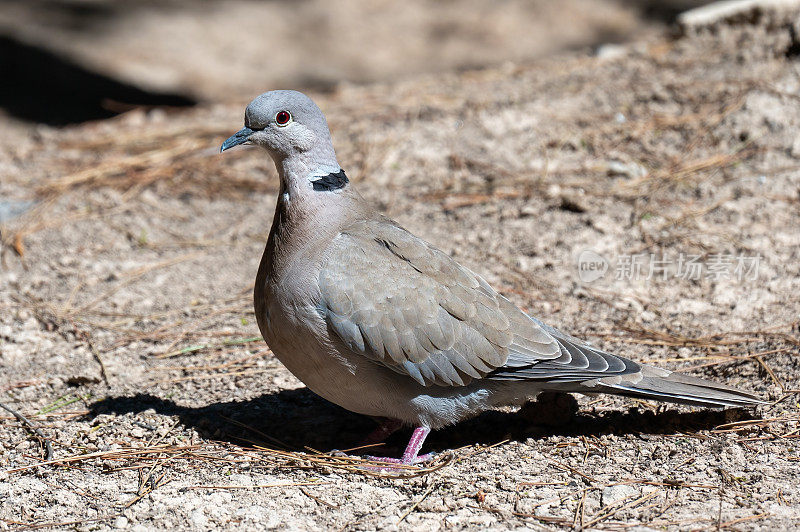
[{"x1": 220, "y1": 127, "x2": 256, "y2": 153}]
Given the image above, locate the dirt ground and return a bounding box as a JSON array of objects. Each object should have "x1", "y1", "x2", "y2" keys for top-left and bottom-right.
[
  {"x1": 0, "y1": 0, "x2": 687, "y2": 103},
  {"x1": 2, "y1": 5, "x2": 800, "y2": 531}
]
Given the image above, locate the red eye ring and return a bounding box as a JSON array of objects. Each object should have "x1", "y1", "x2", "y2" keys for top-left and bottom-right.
[{"x1": 275, "y1": 111, "x2": 291, "y2": 125}]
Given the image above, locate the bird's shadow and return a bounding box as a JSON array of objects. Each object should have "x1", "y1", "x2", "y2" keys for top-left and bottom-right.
[{"x1": 87, "y1": 389, "x2": 758, "y2": 455}]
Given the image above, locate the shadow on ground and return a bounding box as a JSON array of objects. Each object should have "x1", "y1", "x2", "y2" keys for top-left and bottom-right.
[
  {"x1": 0, "y1": 34, "x2": 195, "y2": 124},
  {"x1": 88, "y1": 389, "x2": 757, "y2": 456}
]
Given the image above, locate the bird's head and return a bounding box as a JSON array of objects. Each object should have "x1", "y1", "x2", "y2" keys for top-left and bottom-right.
[{"x1": 220, "y1": 90, "x2": 338, "y2": 169}]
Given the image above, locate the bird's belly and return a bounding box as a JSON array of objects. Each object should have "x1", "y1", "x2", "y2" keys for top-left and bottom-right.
[
  {"x1": 268, "y1": 339, "x2": 402, "y2": 417},
  {"x1": 258, "y1": 302, "x2": 393, "y2": 414},
  {"x1": 265, "y1": 330, "x2": 507, "y2": 428},
  {"x1": 258, "y1": 296, "x2": 514, "y2": 428}
]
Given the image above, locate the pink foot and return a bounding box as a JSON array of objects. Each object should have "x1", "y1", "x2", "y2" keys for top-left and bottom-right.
[
  {"x1": 365, "y1": 426, "x2": 432, "y2": 466},
  {"x1": 331, "y1": 426, "x2": 435, "y2": 472},
  {"x1": 364, "y1": 451, "x2": 437, "y2": 465}
]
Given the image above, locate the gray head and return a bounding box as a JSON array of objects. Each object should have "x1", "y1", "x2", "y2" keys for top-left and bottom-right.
[{"x1": 221, "y1": 91, "x2": 341, "y2": 183}]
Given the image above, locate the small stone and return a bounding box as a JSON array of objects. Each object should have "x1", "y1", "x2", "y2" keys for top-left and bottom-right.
[
  {"x1": 639, "y1": 310, "x2": 656, "y2": 322},
  {"x1": 602, "y1": 484, "x2": 639, "y2": 506},
  {"x1": 190, "y1": 509, "x2": 207, "y2": 528},
  {"x1": 544, "y1": 184, "x2": 562, "y2": 199},
  {"x1": 607, "y1": 160, "x2": 648, "y2": 179},
  {"x1": 114, "y1": 516, "x2": 129, "y2": 529},
  {"x1": 596, "y1": 44, "x2": 627, "y2": 61},
  {"x1": 791, "y1": 137, "x2": 800, "y2": 158},
  {"x1": 558, "y1": 195, "x2": 587, "y2": 213},
  {"x1": 0, "y1": 200, "x2": 35, "y2": 224}
]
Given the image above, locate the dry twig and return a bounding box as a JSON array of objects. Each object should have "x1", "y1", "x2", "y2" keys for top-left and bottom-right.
[{"x1": 0, "y1": 401, "x2": 53, "y2": 461}]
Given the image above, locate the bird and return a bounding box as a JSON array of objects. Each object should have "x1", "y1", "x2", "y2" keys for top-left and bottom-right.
[{"x1": 220, "y1": 90, "x2": 763, "y2": 466}]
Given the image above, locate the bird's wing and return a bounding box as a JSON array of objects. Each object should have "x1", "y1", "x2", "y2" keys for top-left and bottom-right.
[{"x1": 318, "y1": 218, "x2": 640, "y2": 387}]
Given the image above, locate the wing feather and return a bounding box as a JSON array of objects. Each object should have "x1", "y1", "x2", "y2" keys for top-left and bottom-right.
[{"x1": 318, "y1": 218, "x2": 640, "y2": 386}]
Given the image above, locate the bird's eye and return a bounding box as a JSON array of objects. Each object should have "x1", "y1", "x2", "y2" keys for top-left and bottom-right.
[{"x1": 275, "y1": 111, "x2": 291, "y2": 125}]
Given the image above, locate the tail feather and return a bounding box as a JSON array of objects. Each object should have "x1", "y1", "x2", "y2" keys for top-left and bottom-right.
[{"x1": 579, "y1": 366, "x2": 765, "y2": 408}]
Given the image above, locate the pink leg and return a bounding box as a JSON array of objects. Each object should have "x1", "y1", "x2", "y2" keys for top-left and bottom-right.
[
  {"x1": 366, "y1": 426, "x2": 433, "y2": 465},
  {"x1": 401, "y1": 426, "x2": 431, "y2": 463}
]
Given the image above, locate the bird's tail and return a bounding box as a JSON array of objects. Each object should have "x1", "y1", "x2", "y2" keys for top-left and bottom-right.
[{"x1": 574, "y1": 366, "x2": 765, "y2": 408}]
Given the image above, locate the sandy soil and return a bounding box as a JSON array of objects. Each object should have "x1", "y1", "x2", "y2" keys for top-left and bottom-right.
[
  {"x1": 0, "y1": 0, "x2": 685, "y2": 101},
  {"x1": 2, "y1": 7, "x2": 800, "y2": 531}
]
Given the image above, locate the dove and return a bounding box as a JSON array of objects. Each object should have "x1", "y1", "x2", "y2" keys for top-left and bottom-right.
[{"x1": 220, "y1": 90, "x2": 763, "y2": 466}]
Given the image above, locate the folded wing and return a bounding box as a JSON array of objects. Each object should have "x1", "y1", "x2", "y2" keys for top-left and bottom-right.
[{"x1": 318, "y1": 218, "x2": 641, "y2": 387}]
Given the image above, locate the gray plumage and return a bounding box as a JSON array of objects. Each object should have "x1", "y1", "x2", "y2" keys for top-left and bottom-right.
[{"x1": 221, "y1": 90, "x2": 762, "y2": 439}]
